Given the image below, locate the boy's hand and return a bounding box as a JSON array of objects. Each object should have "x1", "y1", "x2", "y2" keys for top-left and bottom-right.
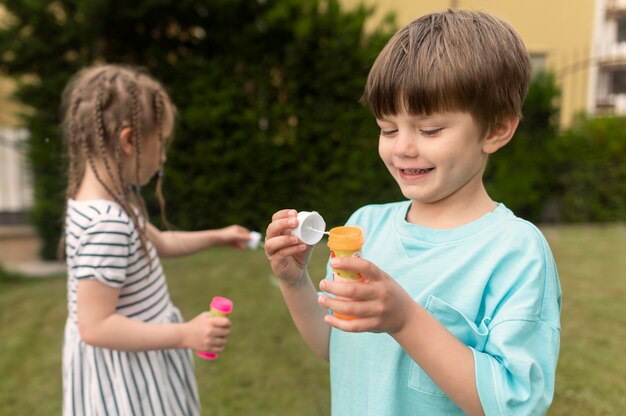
[
  {"x1": 182, "y1": 312, "x2": 231, "y2": 352},
  {"x1": 318, "y1": 256, "x2": 415, "y2": 335},
  {"x1": 264, "y1": 209, "x2": 313, "y2": 285}
]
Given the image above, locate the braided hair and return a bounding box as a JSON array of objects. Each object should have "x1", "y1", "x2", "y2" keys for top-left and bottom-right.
[{"x1": 59, "y1": 64, "x2": 176, "y2": 267}]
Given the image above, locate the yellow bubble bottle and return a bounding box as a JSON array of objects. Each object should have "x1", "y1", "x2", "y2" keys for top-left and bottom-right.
[{"x1": 327, "y1": 226, "x2": 364, "y2": 320}]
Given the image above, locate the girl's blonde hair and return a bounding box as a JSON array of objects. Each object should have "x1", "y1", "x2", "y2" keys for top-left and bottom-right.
[
  {"x1": 60, "y1": 64, "x2": 176, "y2": 261},
  {"x1": 362, "y1": 9, "x2": 531, "y2": 135}
]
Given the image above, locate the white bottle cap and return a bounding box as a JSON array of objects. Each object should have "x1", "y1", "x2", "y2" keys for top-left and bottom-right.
[
  {"x1": 247, "y1": 231, "x2": 262, "y2": 250},
  {"x1": 292, "y1": 211, "x2": 326, "y2": 245}
]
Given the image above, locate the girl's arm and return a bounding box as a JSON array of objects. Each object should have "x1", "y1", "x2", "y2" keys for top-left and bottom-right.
[
  {"x1": 146, "y1": 222, "x2": 251, "y2": 258},
  {"x1": 77, "y1": 279, "x2": 230, "y2": 353}
]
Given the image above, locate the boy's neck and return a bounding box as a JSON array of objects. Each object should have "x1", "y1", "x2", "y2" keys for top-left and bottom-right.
[{"x1": 406, "y1": 186, "x2": 496, "y2": 229}]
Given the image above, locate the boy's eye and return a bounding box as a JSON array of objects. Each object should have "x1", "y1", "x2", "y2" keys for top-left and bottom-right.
[
  {"x1": 380, "y1": 129, "x2": 398, "y2": 137},
  {"x1": 420, "y1": 128, "x2": 443, "y2": 137}
]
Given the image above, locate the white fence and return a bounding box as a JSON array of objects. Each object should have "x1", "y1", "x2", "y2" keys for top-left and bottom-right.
[{"x1": 0, "y1": 127, "x2": 32, "y2": 224}]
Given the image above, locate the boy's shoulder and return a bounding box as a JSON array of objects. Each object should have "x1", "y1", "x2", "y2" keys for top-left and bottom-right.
[
  {"x1": 489, "y1": 205, "x2": 551, "y2": 248},
  {"x1": 348, "y1": 202, "x2": 551, "y2": 250}
]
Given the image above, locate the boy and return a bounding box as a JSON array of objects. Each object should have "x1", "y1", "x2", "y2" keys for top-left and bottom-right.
[{"x1": 265, "y1": 9, "x2": 561, "y2": 415}]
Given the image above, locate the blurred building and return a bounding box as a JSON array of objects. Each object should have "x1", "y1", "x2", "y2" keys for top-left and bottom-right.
[
  {"x1": 0, "y1": 5, "x2": 38, "y2": 264},
  {"x1": 1, "y1": 5, "x2": 33, "y2": 227},
  {"x1": 590, "y1": 0, "x2": 626, "y2": 115},
  {"x1": 342, "y1": 0, "x2": 626, "y2": 128}
]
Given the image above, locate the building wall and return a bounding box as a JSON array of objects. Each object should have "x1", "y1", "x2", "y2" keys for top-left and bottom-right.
[
  {"x1": 0, "y1": 5, "x2": 34, "y2": 225},
  {"x1": 341, "y1": 0, "x2": 596, "y2": 128},
  {"x1": 0, "y1": 5, "x2": 24, "y2": 127},
  {"x1": 0, "y1": 128, "x2": 32, "y2": 224},
  {"x1": 0, "y1": 76, "x2": 25, "y2": 127}
]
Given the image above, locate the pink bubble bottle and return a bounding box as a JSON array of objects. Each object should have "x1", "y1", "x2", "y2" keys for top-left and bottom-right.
[{"x1": 196, "y1": 296, "x2": 233, "y2": 360}]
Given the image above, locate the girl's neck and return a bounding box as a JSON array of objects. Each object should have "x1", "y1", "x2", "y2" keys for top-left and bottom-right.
[{"x1": 74, "y1": 162, "x2": 120, "y2": 202}]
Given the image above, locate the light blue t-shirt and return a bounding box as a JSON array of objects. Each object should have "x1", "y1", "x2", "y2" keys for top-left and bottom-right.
[{"x1": 326, "y1": 201, "x2": 561, "y2": 416}]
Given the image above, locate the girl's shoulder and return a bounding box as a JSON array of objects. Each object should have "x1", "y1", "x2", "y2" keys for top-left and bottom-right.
[{"x1": 67, "y1": 199, "x2": 134, "y2": 233}]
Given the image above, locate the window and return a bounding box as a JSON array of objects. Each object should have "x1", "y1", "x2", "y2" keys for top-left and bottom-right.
[
  {"x1": 611, "y1": 69, "x2": 626, "y2": 94},
  {"x1": 529, "y1": 52, "x2": 547, "y2": 74},
  {"x1": 617, "y1": 16, "x2": 626, "y2": 42}
]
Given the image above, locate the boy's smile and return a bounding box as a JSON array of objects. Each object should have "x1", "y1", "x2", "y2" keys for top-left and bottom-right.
[{"x1": 377, "y1": 110, "x2": 495, "y2": 225}]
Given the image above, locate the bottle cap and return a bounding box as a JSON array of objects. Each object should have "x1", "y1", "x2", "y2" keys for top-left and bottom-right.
[
  {"x1": 247, "y1": 231, "x2": 262, "y2": 250},
  {"x1": 210, "y1": 296, "x2": 233, "y2": 314},
  {"x1": 327, "y1": 226, "x2": 364, "y2": 251},
  {"x1": 292, "y1": 211, "x2": 326, "y2": 245},
  {"x1": 197, "y1": 352, "x2": 218, "y2": 360}
]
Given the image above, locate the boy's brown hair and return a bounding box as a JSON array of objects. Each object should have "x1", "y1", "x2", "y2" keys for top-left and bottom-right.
[{"x1": 362, "y1": 9, "x2": 531, "y2": 134}]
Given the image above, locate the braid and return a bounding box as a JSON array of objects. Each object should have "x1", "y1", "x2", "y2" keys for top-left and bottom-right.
[
  {"x1": 58, "y1": 94, "x2": 83, "y2": 260},
  {"x1": 125, "y1": 78, "x2": 155, "y2": 274},
  {"x1": 153, "y1": 91, "x2": 171, "y2": 229},
  {"x1": 94, "y1": 73, "x2": 125, "y2": 196},
  {"x1": 127, "y1": 80, "x2": 143, "y2": 186},
  {"x1": 59, "y1": 64, "x2": 175, "y2": 273},
  {"x1": 67, "y1": 95, "x2": 82, "y2": 199},
  {"x1": 154, "y1": 91, "x2": 164, "y2": 152}
]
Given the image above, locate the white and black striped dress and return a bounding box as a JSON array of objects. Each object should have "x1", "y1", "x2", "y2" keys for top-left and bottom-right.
[{"x1": 62, "y1": 199, "x2": 199, "y2": 416}]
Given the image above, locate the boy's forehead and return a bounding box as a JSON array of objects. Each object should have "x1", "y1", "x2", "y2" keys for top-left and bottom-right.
[{"x1": 376, "y1": 109, "x2": 463, "y2": 121}]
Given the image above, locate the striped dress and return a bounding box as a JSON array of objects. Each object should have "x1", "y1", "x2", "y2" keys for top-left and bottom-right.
[{"x1": 62, "y1": 199, "x2": 199, "y2": 416}]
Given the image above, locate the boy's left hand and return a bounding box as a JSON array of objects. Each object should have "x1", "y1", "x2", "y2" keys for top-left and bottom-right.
[{"x1": 318, "y1": 256, "x2": 415, "y2": 335}]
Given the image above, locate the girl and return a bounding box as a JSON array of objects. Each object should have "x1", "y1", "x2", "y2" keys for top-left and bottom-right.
[{"x1": 61, "y1": 64, "x2": 251, "y2": 415}]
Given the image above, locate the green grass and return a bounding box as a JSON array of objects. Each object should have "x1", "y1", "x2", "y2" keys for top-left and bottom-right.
[{"x1": 1, "y1": 224, "x2": 625, "y2": 415}]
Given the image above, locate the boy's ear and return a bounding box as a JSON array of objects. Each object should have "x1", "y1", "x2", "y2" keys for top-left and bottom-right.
[
  {"x1": 482, "y1": 117, "x2": 519, "y2": 154},
  {"x1": 118, "y1": 127, "x2": 134, "y2": 156}
]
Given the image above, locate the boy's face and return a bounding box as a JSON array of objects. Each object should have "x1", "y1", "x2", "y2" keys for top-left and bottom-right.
[{"x1": 377, "y1": 110, "x2": 490, "y2": 209}]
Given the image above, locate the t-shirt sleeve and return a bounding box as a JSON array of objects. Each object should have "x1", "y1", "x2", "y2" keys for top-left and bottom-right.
[
  {"x1": 472, "y1": 228, "x2": 561, "y2": 416},
  {"x1": 72, "y1": 217, "x2": 131, "y2": 288},
  {"x1": 473, "y1": 320, "x2": 560, "y2": 416}
]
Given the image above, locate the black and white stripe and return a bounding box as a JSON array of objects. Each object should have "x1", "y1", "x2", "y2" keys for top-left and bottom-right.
[{"x1": 62, "y1": 199, "x2": 199, "y2": 415}]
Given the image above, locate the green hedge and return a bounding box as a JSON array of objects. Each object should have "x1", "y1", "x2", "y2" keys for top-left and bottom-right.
[
  {"x1": 1, "y1": 2, "x2": 624, "y2": 260},
  {"x1": 485, "y1": 70, "x2": 561, "y2": 221},
  {"x1": 553, "y1": 115, "x2": 626, "y2": 222},
  {"x1": 0, "y1": 0, "x2": 399, "y2": 259},
  {"x1": 487, "y1": 71, "x2": 626, "y2": 224}
]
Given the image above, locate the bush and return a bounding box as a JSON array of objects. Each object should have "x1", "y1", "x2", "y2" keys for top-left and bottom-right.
[
  {"x1": 484, "y1": 70, "x2": 561, "y2": 222},
  {"x1": 553, "y1": 115, "x2": 626, "y2": 222}
]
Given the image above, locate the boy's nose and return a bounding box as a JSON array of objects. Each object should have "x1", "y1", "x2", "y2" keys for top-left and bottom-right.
[{"x1": 395, "y1": 132, "x2": 420, "y2": 157}]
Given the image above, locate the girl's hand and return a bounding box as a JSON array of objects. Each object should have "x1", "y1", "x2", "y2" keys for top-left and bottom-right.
[
  {"x1": 318, "y1": 256, "x2": 416, "y2": 335},
  {"x1": 264, "y1": 209, "x2": 313, "y2": 285},
  {"x1": 218, "y1": 225, "x2": 251, "y2": 249},
  {"x1": 181, "y1": 312, "x2": 231, "y2": 353}
]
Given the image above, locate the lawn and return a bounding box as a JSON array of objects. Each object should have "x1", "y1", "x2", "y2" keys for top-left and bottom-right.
[{"x1": 1, "y1": 224, "x2": 624, "y2": 415}]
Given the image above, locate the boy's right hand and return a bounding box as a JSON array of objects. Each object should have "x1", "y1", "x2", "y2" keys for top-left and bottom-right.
[
  {"x1": 182, "y1": 312, "x2": 231, "y2": 353},
  {"x1": 265, "y1": 209, "x2": 312, "y2": 285}
]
